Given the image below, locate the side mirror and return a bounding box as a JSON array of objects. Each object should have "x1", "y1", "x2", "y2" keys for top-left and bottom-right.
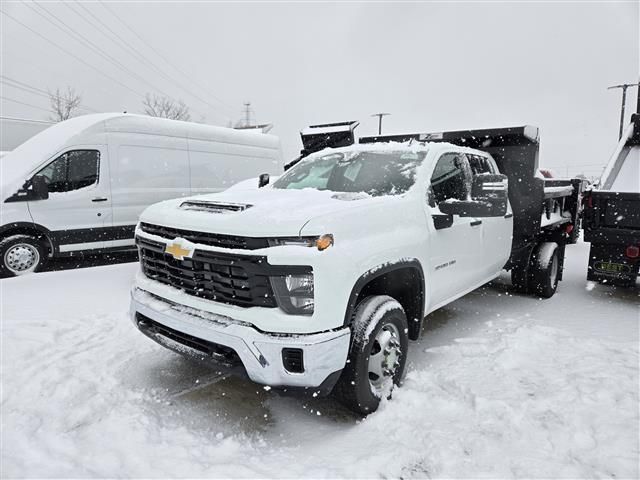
[
  {"x1": 471, "y1": 173, "x2": 508, "y2": 203},
  {"x1": 439, "y1": 174, "x2": 508, "y2": 217},
  {"x1": 258, "y1": 173, "x2": 270, "y2": 188},
  {"x1": 432, "y1": 213, "x2": 453, "y2": 230},
  {"x1": 30, "y1": 175, "x2": 49, "y2": 200}
]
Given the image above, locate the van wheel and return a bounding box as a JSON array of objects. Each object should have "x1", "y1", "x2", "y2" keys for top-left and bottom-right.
[
  {"x1": 0, "y1": 235, "x2": 47, "y2": 278},
  {"x1": 332, "y1": 295, "x2": 409, "y2": 415},
  {"x1": 529, "y1": 242, "x2": 559, "y2": 298}
]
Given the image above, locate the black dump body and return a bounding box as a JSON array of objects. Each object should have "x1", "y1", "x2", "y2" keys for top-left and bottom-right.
[
  {"x1": 361, "y1": 126, "x2": 581, "y2": 265},
  {"x1": 582, "y1": 113, "x2": 640, "y2": 284},
  {"x1": 285, "y1": 121, "x2": 359, "y2": 170}
]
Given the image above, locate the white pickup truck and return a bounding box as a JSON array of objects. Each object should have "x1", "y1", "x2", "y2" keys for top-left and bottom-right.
[{"x1": 130, "y1": 125, "x2": 581, "y2": 414}]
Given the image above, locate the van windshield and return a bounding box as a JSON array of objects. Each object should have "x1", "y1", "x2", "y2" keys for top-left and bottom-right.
[{"x1": 272, "y1": 150, "x2": 426, "y2": 197}]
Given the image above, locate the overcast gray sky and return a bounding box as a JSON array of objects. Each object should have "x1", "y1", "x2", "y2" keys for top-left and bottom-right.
[{"x1": 1, "y1": 1, "x2": 638, "y2": 176}]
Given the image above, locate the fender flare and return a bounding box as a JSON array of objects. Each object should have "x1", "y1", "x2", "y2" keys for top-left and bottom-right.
[
  {"x1": 343, "y1": 259, "x2": 426, "y2": 340},
  {"x1": 0, "y1": 222, "x2": 56, "y2": 254}
]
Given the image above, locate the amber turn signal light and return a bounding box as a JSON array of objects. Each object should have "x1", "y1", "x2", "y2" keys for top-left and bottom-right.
[{"x1": 316, "y1": 234, "x2": 334, "y2": 251}]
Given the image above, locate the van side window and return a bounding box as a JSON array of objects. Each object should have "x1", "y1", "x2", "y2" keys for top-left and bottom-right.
[
  {"x1": 467, "y1": 154, "x2": 495, "y2": 175},
  {"x1": 429, "y1": 152, "x2": 470, "y2": 205},
  {"x1": 37, "y1": 150, "x2": 100, "y2": 193}
]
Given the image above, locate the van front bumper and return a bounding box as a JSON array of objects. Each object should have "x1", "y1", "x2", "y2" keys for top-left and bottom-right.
[{"x1": 130, "y1": 287, "x2": 351, "y2": 390}]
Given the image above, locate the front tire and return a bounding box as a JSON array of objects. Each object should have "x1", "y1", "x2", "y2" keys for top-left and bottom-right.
[
  {"x1": 332, "y1": 295, "x2": 409, "y2": 415},
  {"x1": 529, "y1": 242, "x2": 560, "y2": 298},
  {"x1": 0, "y1": 235, "x2": 47, "y2": 278}
]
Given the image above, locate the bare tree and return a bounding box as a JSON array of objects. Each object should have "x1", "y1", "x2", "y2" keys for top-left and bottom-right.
[
  {"x1": 142, "y1": 93, "x2": 191, "y2": 121},
  {"x1": 48, "y1": 86, "x2": 82, "y2": 122}
]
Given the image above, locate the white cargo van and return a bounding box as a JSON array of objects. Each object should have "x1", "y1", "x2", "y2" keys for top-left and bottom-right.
[{"x1": 0, "y1": 113, "x2": 282, "y2": 277}]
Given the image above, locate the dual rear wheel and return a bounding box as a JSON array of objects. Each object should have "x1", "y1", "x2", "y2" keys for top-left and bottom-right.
[{"x1": 511, "y1": 241, "x2": 560, "y2": 298}]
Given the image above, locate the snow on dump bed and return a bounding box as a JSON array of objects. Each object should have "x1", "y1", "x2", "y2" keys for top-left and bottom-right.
[
  {"x1": 1, "y1": 241, "x2": 638, "y2": 478},
  {"x1": 609, "y1": 145, "x2": 640, "y2": 193}
]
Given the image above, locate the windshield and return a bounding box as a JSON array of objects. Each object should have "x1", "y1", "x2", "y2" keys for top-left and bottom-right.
[{"x1": 273, "y1": 150, "x2": 426, "y2": 196}]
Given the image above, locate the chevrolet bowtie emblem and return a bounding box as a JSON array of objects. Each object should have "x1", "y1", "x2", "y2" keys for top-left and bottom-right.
[{"x1": 165, "y1": 241, "x2": 193, "y2": 260}]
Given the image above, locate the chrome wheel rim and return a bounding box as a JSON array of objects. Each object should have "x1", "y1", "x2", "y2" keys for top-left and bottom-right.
[
  {"x1": 4, "y1": 243, "x2": 39, "y2": 275},
  {"x1": 549, "y1": 253, "x2": 558, "y2": 286},
  {"x1": 368, "y1": 323, "x2": 402, "y2": 395}
]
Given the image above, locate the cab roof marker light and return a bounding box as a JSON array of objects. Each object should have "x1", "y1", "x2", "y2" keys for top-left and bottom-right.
[{"x1": 418, "y1": 132, "x2": 443, "y2": 141}]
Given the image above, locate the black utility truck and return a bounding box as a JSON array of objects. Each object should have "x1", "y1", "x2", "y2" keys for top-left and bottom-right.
[{"x1": 583, "y1": 99, "x2": 640, "y2": 287}]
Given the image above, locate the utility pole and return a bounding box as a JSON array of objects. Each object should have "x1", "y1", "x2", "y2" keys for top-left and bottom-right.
[
  {"x1": 371, "y1": 112, "x2": 390, "y2": 135},
  {"x1": 607, "y1": 83, "x2": 639, "y2": 140},
  {"x1": 243, "y1": 102, "x2": 252, "y2": 127}
]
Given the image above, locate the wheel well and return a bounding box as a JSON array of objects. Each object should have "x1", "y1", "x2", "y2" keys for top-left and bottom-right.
[
  {"x1": 346, "y1": 264, "x2": 425, "y2": 341},
  {"x1": 0, "y1": 225, "x2": 54, "y2": 256}
]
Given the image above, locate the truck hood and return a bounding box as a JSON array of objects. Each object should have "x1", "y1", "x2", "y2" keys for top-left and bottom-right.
[{"x1": 139, "y1": 187, "x2": 390, "y2": 237}]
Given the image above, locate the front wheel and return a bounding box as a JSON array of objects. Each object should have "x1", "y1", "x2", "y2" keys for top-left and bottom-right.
[
  {"x1": 0, "y1": 235, "x2": 47, "y2": 278},
  {"x1": 332, "y1": 295, "x2": 409, "y2": 415}
]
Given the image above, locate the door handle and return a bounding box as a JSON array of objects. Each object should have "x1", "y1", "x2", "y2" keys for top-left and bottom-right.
[
  {"x1": 92, "y1": 197, "x2": 108, "y2": 202},
  {"x1": 470, "y1": 220, "x2": 482, "y2": 227}
]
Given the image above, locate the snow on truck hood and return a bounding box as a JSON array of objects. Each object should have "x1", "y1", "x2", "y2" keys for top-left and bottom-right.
[{"x1": 139, "y1": 187, "x2": 388, "y2": 237}]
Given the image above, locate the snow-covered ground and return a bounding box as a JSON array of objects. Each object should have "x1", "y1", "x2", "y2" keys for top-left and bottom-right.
[{"x1": 1, "y1": 240, "x2": 638, "y2": 478}]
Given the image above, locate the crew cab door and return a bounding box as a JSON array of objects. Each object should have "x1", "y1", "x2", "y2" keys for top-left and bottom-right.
[
  {"x1": 27, "y1": 148, "x2": 111, "y2": 253},
  {"x1": 466, "y1": 154, "x2": 513, "y2": 277},
  {"x1": 425, "y1": 151, "x2": 484, "y2": 307}
]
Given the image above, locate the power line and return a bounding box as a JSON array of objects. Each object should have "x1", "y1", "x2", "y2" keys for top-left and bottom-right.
[
  {"x1": 0, "y1": 75, "x2": 99, "y2": 112},
  {"x1": 0, "y1": 116, "x2": 53, "y2": 125},
  {"x1": 0, "y1": 8, "x2": 146, "y2": 99},
  {"x1": 23, "y1": 1, "x2": 192, "y2": 113},
  {"x1": 99, "y1": 0, "x2": 236, "y2": 116},
  {"x1": 0, "y1": 95, "x2": 51, "y2": 114},
  {"x1": 67, "y1": 0, "x2": 227, "y2": 122},
  {"x1": 2, "y1": 79, "x2": 54, "y2": 100},
  {"x1": 1, "y1": 46, "x2": 124, "y2": 106}
]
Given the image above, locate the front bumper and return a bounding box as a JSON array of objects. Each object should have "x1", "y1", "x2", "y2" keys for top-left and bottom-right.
[{"x1": 130, "y1": 287, "x2": 351, "y2": 390}]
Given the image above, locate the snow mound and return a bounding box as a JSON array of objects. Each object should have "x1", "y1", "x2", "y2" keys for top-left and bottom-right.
[{"x1": 1, "y1": 243, "x2": 638, "y2": 478}]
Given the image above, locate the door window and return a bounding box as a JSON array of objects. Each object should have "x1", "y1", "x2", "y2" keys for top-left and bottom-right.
[
  {"x1": 36, "y1": 150, "x2": 100, "y2": 193},
  {"x1": 429, "y1": 152, "x2": 471, "y2": 206},
  {"x1": 467, "y1": 154, "x2": 496, "y2": 175}
]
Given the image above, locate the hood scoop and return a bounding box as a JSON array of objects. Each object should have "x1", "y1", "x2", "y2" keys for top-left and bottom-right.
[{"x1": 180, "y1": 200, "x2": 253, "y2": 213}]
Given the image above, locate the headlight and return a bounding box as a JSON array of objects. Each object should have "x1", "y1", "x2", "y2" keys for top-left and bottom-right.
[
  {"x1": 268, "y1": 234, "x2": 334, "y2": 251},
  {"x1": 270, "y1": 273, "x2": 314, "y2": 315},
  {"x1": 268, "y1": 237, "x2": 316, "y2": 247}
]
